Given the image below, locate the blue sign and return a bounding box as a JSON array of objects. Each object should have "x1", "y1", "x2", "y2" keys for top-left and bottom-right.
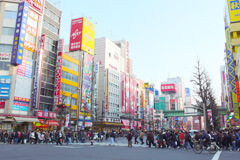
[
  {"x1": 81, "y1": 125, "x2": 85, "y2": 129},
  {"x1": 45, "y1": 109, "x2": 48, "y2": 113},
  {"x1": 12, "y1": 101, "x2": 28, "y2": 111},
  {"x1": 155, "y1": 90, "x2": 159, "y2": 96},
  {"x1": 185, "y1": 88, "x2": 190, "y2": 96},
  {"x1": 0, "y1": 76, "x2": 12, "y2": 99},
  {"x1": 11, "y1": 2, "x2": 29, "y2": 65}
]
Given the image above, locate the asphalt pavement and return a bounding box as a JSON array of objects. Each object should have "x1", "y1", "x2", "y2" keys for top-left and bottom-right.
[{"x1": 0, "y1": 138, "x2": 239, "y2": 160}]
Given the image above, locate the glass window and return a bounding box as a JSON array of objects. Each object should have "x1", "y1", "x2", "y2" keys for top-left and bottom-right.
[
  {"x1": 0, "y1": 62, "x2": 10, "y2": 71},
  {"x1": 27, "y1": 17, "x2": 38, "y2": 29},
  {"x1": 4, "y1": 11, "x2": 17, "y2": 19},
  {"x1": 0, "y1": 44, "x2": 12, "y2": 52},
  {"x1": 1, "y1": 27, "x2": 15, "y2": 36},
  {"x1": 23, "y1": 49, "x2": 33, "y2": 59},
  {"x1": 25, "y1": 33, "x2": 36, "y2": 44}
]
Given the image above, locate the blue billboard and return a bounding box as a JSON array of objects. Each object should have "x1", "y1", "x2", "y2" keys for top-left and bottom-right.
[
  {"x1": 185, "y1": 88, "x2": 190, "y2": 96},
  {"x1": 0, "y1": 76, "x2": 12, "y2": 99},
  {"x1": 11, "y1": 2, "x2": 29, "y2": 65}
]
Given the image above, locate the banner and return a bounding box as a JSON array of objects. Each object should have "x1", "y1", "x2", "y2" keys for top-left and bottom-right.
[
  {"x1": 225, "y1": 26, "x2": 240, "y2": 119},
  {"x1": 130, "y1": 78, "x2": 133, "y2": 114},
  {"x1": 54, "y1": 39, "x2": 64, "y2": 106},
  {"x1": 106, "y1": 69, "x2": 109, "y2": 112},
  {"x1": 32, "y1": 34, "x2": 45, "y2": 108},
  {"x1": 0, "y1": 76, "x2": 12, "y2": 99},
  {"x1": 133, "y1": 79, "x2": 138, "y2": 116},
  {"x1": 122, "y1": 74, "x2": 126, "y2": 113},
  {"x1": 11, "y1": 2, "x2": 29, "y2": 65},
  {"x1": 81, "y1": 53, "x2": 93, "y2": 112},
  {"x1": 236, "y1": 81, "x2": 240, "y2": 102},
  {"x1": 126, "y1": 76, "x2": 130, "y2": 113}
]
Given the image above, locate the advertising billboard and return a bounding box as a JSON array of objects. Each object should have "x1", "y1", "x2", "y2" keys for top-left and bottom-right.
[
  {"x1": 161, "y1": 84, "x2": 177, "y2": 93},
  {"x1": 144, "y1": 82, "x2": 149, "y2": 88},
  {"x1": 54, "y1": 39, "x2": 64, "y2": 106},
  {"x1": 122, "y1": 74, "x2": 126, "y2": 113},
  {"x1": 16, "y1": 57, "x2": 33, "y2": 78},
  {"x1": 225, "y1": 26, "x2": 239, "y2": 119},
  {"x1": 81, "y1": 53, "x2": 93, "y2": 112},
  {"x1": 22, "y1": 0, "x2": 45, "y2": 13},
  {"x1": 126, "y1": 76, "x2": 130, "y2": 113},
  {"x1": 236, "y1": 81, "x2": 240, "y2": 102},
  {"x1": 0, "y1": 53, "x2": 11, "y2": 62},
  {"x1": 32, "y1": 34, "x2": 45, "y2": 108},
  {"x1": 69, "y1": 17, "x2": 95, "y2": 55},
  {"x1": 106, "y1": 69, "x2": 109, "y2": 112},
  {"x1": 228, "y1": 0, "x2": 240, "y2": 23},
  {"x1": 11, "y1": 2, "x2": 29, "y2": 65},
  {"x1": 130, "y1": 78, "x2": 134, "y2": 114},
  {"x1": 0, "y1": 76, "x2": 12, "y2": 99},
  {"x1": 12, "y1": 101, "x2": 28, "y2": 111},
  {"x1": 185, "y1": 88, "x2": 190, "y2": 96},
  {"x1": 133, "y1": 79, "x2": 138, "y2": 116}
]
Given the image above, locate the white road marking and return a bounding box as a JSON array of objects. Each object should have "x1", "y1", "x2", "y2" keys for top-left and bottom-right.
[
  {"x1": 212, "y1": 151, "x2": 222, "y2": 160},
  {"x1": 54, "y1": 146, "x2": 76, "y2": 148}
]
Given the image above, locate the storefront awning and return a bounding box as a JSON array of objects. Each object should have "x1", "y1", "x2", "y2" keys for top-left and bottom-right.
[
  {"x1": 15, "y1": 117, "x2": 39, "y2": 123},
  {"x1": 0, "y1": 116, "x2": 5, "y2": 120}
]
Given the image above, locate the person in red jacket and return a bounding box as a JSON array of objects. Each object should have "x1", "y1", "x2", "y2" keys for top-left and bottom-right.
[{"x1": 180, "y1": 131, "x2": 185, "y2": 147}]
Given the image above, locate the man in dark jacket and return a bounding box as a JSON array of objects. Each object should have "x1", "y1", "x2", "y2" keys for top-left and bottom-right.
[
  {"x1": 148, "y1": 132, "x2": 155, "y2": 148},
  {"x1": 127, "y1": 132, "x2": 133, "y2": 147},
  {"x1": 201, "y1": 130, "x2": 210, "y2": 149},
  {"x1": 14, "y1": 131, "x2": 19, "y2": 144},
  {"x1": 134, "y1": 131, "x2": 139, "y2": 144},
  {"x1": 184, "y1": 132, "x2": 192, "y2": 150}
]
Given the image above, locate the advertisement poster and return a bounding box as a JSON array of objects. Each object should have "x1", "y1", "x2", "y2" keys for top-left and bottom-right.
[
  {"x1": 122, "y1": 74, "x2": 126, "y2": 113},
  {"x1": 133, "y1": 80, "x2": 138, "y2": 116},
  {"x1": 130, "y1": 78, "x2": 133, "y2": 114},
  {"x1": 81, "y1": 53, "x2": 93, "y2": 112},
  {"x1": 126, "y1": 76, "x2": 129, "y2": 113},
  {"x1": 12, "y1": 101, "x2": 28, "y2": 111}
]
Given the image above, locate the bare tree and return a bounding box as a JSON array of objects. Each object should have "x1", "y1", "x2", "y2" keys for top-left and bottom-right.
[{"x1": 191, "y1": 60, "x2": 220, "y2": 131}]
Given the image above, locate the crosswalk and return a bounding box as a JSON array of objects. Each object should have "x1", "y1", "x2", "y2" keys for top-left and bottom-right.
[{"x1": 71, "y1": 142, "x2": 148, "y2": 148}]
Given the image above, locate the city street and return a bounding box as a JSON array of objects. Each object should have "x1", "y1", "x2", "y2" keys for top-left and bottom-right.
[{"x1": 0, "y1": 139, "x2": 239, "y2": 160}]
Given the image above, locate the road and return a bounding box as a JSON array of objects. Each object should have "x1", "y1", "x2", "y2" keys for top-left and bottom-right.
[{"x1": 0, "y1": 138, "x2": 239, "y2": 160}]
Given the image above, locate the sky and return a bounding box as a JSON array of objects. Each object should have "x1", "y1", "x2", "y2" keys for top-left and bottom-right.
[{"x1": 58, "y1": 0, "x2": 226, "y2": 105}]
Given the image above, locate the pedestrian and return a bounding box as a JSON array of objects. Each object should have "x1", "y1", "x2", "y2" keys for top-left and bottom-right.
[
  {"x1": 90, "y1": 131, "x2": 94, "y2": 145},
  {"x1": 236, "y1": 130, "x2": 240, "y2": 151},
  {"x1": 56, "y1": 130, "x2": 63, "y2": 146},
  {"x1": 14, "y1": 131, "x2": 19, "y2": 144},
  {"x1": 134, "y1": 131, "x2": 139, "y2": 144},
  {"x1": 106, "y1": 130, "x2": 109, "y2": 140},
  {"x1": 184, "y1": 131, "x2": 192, "y2": 151},
  {"x1": 109, "y1": 130, "x2": 115, "y2": 146},
  {"x1": 127, "y1": 132, "x2": 133, "y2": 147},
  {"x1": 148, "y1": 131, "x2": 155, "y2": 148},
  {"x1": 140, "y1": 130, "x2": 144, "y2": 145},
  {"x1": 68, "y1": 131, "x2": 73, "y2": 145},
  {"x1": 180, "y1": 131, "x2": 185, "y2": 147},
  {"x1": 4, "y1": 131, "x2": 8, "y2": 144}
]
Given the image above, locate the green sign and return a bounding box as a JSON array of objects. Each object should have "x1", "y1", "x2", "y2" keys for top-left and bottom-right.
[{"x1": 159, "y1": 97, "x2": 166, "y2": 110}]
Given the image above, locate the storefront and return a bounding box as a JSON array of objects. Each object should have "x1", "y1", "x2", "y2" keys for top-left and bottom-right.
[
  {"x1": 33, "y1": 119, "x2": 61, "y2": 131},
  {"x1": 121, "y1": 119, "x2": 142, "y2": 130}
]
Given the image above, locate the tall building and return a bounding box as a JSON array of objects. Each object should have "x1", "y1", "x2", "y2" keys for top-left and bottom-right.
[{"x1": 94, "y1": 37, "x2": 122, "y2": 131}]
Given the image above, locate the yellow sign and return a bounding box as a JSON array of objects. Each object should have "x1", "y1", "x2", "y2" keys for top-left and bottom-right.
[
  {"x1": 144, "y1": 82, "x2": 149, "y2": 88},
  {"x1": 228, "y1": 0, "x2": 240, "y2": 23},
  {"x1": 82, "y1": 17, "x2": 95, "y2": 55}
]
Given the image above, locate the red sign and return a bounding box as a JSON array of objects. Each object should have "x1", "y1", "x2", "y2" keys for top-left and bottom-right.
[
  {"x1": 37, "y1": 110, "x2": 44, "y2": 117},
  {"x1": 26, "y1": 25, "x2": 37, "y2": 37},
  {"x1": 14, "y1": 96, "x2": 30, "y2": 102},
  {"x1": 23, "y1": 0, "x2": 44, "y2": 13},
  {"x1": 0, "y1": 101, "x2": 5, "y2": 109},
  {"x1": 37, "y1": 110, "x2": 57, "y2": 119},
  {"x1": 69, "y1": 17, "x2": 83, "y2": 51},
  {"x1": 24, "y1": 40, "x2": 36, "y2": 52},
  {"x1": 161, "y1": 84, "x2": 177, "y2": 93},
  {"x1": 28, "y1": 9, "x2": 39, "y2": 21},
  {"x1": 236, "y1": 81, "x2": 240, "y2": 102},
  {"x1": 54, "y1": 39, "x2": 64, "y2": 106}
]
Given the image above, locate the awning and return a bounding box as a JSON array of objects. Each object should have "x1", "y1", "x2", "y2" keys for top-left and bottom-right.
[
  {"x1": 15, "y1": 117, "x2": 39, "y2": 123},
  {"x1": 38, "y1": 119, "x2": 60, "y2": 126},
  {"x1": 1, "y1": 118, "x2": 15, "y2": 122},
  {"x1": 104, "y1": 122, "x2": 123, "y2": 126},
  {"x1": 0, "y1": 116, "x2": 5, "y2": 120}
]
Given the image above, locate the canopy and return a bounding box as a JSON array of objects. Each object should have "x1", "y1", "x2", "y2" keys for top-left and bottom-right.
[
  {"x1": 14, "y1": 117, "x2": 39, "y2": 123},
  {"x1": 38, "y1": 119, "x2": 61, "y2": 126}
]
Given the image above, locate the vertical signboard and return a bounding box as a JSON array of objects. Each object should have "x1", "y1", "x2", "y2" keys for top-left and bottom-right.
[
  {"x1": 236, "y1": 81, "x2": 240, "y2": 102},
  {"x1": 69, "y1": 17, "x2": 95, "y2": 55},
  {"x1": 0, "y1": 76, "x2": 12, "y2": 99},
  {"x1": 126, "y1": 75, "x2": 130, "y2": 113},
  {"x1": 228, "y1": 0, "x2": 240, "y2": 23},
  {"x1": 225, "y1": 26, "x2": 240, "y2": 119},
  {"x1": 54, "y1": 39, "x2": 64, "y2": 106},
  {"x1": 133, "y1": 79, "x2": 138, "y2": 116},
  {"x1": 106, "y1": 69, "x2": 109, "y2": 112},
  {"x1": 122, "y1": 74, "x2": 126, "y2": 113},
  {"x1": 11, "y1": 2, "x2": 29, "y2": 65},
  {"x1": 81, "y1": 53, "x2": 93, "y2": 112},
  {"x1": 32, "y1": 34, "x2": 45, "y2": 108},
  {"x1": 130, "y1": 78, "x2": 133, "y2": 114}
]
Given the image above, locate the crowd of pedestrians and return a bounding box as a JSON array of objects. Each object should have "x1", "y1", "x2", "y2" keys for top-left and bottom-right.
[{"x1": 126, "y1": 129, "x2": 240, "y2": 152}]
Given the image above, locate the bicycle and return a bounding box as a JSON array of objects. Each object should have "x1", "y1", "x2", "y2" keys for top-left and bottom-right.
[{"x1": 193, "y1": 140, "x2": 218, "y2": 154}]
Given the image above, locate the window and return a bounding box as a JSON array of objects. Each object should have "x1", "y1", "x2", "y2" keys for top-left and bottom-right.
[
  {"x1": 62, "y1": 59, "x2": 79, "y2": 72},
  {"x1": 61, "y1": 71, "x2": 78, "y2": 83},
  {"x1": 25, "y1": 33, "x2": 36, "y2": 44},
  {"x1": 1, "y1": 27, "x2": 15, "y2": 36},
  {"x1": 23, "y1": 49, "x2": 34, "y2": 59},
  {"x1": 0, "y1": 44, "x2": 12, "y2": 52},
  {"x1": 0, "y1": 62, "x2": 10, "y2": 70},
  {"x1": 45, "y1": 36, "x2": 57, "y2": 53},
  {"x1": 40, "y1": 88, "x2": 54, "y2": 97},
  {"x1": 4, "y1": 11, "x2": 17, "y2": 19},
  {"x1": 44, "y1": 7, "x2": 61, "y2": 23},
  {"x1": 27, "y1": 17, "x2": 38, "y2": 29},
  {"x1": 61, "y1": 83, "x2": 78, "y2": 93},
  {"x1": 43, "y1": 20, "x2": 60, "y2": 35}
]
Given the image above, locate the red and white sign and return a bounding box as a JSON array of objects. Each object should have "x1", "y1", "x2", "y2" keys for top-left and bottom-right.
[
  {"x1": 236, "y1": 81, "x2": 240, "y2": 102},
  {"x1": 0, "y1": 101, "x2": 5, "y2": 109},
  {"x1": 161, "y1": 84, "x2": 177, "y2": 93},
  {"x1": 24, "y1": 40, "x2": 36, "y2": 52},
  {"x1": 23, "y1": 0, "x2": 44, "y2": 13},
  {"x1": 37, "y1": 110, "x2": 44, "y2": 117},
  {"x1": 28, "y1": 9, "x2": 39, "y2": 21},
  {"x1": 69, "y1": 18, "x2": 83, "y2": 51},
  {"x1": 37, "y1": 110, "x2": 57, "y2": 119},
  {"x1": 207, "y1": 109, "x2": 212, "y2": 120},
  {"x1": 54, "y1": 39, "x2": 64, "y2": 105},
  {"x1": 26, "y1": 25, "x2": 37, "y2": 37},
  {"x1": 0, "y1": 53, "x2": 11, "y2": 62}
]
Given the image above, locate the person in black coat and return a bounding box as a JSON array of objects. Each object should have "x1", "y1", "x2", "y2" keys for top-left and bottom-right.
[
  {"x1": 14, "y1": 131, "x2": 19, "y2": 144},
  {"x1": 127, "y1": 132, "x2": 133, "y2": 147}
]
